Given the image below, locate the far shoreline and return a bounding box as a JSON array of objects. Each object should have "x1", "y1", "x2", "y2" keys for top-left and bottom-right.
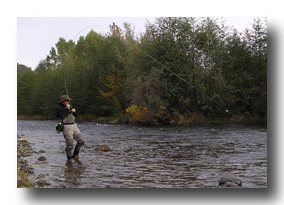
[{"x1": 17, "y1": 114, "x2": 267, "y2": 127}]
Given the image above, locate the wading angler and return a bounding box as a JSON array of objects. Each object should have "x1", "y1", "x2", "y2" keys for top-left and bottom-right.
[{"x1": 56, "y1": 95, "x2": 85, "y2": 160}]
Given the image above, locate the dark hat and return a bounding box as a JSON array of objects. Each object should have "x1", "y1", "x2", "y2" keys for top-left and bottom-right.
[{"x1": 59, "y1": 95, "x2": 72, "y2": 103}]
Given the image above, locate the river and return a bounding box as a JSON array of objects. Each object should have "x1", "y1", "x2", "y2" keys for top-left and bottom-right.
[{"x1": 17, "y1": 120, "x2": 267, "y2": 188}]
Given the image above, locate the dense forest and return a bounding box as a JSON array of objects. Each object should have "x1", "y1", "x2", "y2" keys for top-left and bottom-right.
[{"x1": 17, "y1": 17, "x2": 267, "y2": 125}]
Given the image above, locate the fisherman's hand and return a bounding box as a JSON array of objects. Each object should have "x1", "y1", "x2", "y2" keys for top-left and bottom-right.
[{"x1": 71, "y1": 108, "x2": 76, "y2": 113}]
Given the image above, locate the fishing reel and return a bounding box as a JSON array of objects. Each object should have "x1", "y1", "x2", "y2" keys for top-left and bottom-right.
[{"x1": 56, "y1": 122, "x2": 64, "y2": 133}]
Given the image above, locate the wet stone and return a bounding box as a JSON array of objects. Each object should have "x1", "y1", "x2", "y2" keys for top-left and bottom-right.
[
  {"x1": 17, "y1": 137, "x2": 28, "y2": 142},
  {"x1": 38, "y1": 156, "x2": 47, "y2": 161},
  {"x1": 219, "y1": 176, "x2": 242, "y2": 187},
  {"x1": 37, "y1": 179, "x2": 51, "y2": 187},
  {"x1": 37, "y1": 174, "x2": 46, "y2": 179},
  {"x1": 39, "y1": 150, "x2": 46, "y2": 153},
  {"x1": 223, "y1": 182, "x2": 239, "y2": 188},
  {"x1": 95, "y1": 145, "x2": 111, "y2": 152}
]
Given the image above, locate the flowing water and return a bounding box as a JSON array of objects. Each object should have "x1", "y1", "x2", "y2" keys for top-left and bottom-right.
[{"x1": 17, "y1": 120, "x2": 267, "y2": 188}]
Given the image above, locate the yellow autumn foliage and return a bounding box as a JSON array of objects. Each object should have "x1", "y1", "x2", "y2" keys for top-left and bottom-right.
[{"x1": 126, "y1": 104, "x2": 148, "y2": 122}]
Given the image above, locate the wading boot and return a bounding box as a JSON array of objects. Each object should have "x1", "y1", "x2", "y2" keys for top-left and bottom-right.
[
  {"x1": 66, "y1": 152, "x2": 73, "y2": 160},
  {"x1": 72, "y1": 149, "x2": 80, "y2": 160}
]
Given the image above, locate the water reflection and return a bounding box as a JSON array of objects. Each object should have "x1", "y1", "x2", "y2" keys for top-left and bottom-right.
[{"x1": 64, "y1": 159, "x2": 85, "y2": 187}]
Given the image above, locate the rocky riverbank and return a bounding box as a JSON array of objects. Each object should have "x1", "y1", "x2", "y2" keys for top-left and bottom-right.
[
  {"x1": 17, "y1": 134, "x2": 52, "y2": 188},
  {"x1": 17, "y1": 135, "x2": 35, "y2": 188}
]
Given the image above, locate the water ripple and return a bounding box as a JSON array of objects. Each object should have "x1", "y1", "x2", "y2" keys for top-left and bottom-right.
[{"x1": 17, "y1": 120, "x2": 267, "y2": 188}]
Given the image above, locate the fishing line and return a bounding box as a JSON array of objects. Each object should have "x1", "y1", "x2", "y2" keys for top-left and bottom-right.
[
  {"x1": 124, "y1": 40, "x2": 229, "y2": 113},
  {"x1": 63, "y1": 24, "x2": 229, "y2": 113},
  {"x1": 63, "y1": 25, "x2": 108, "y2": 96}
]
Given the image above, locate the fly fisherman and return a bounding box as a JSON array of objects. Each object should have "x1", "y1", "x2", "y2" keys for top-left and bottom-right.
[{"x1": 56, "y1": 95, "x2": 85, "y2": 160}]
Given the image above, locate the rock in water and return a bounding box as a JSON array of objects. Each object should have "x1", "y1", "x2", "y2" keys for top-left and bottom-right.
[
  {"x1": 224, "y1": 182, "x2": 239, "y2": 188},
  {"x1": 17, "y1": 137, "x2": 28, "y2": 142},
  {"x1": 38, "y1": 156, "x2": 47, "y2": 161},
  {"x1": 95, "y1": 145, "x2": 111, "y2": 152},
  {"x1": 37, "y1": 179, "x2": 51, "y2": 187},
  {"x1": 219, "y1": 176, "x2": 242, "y2": 187}
]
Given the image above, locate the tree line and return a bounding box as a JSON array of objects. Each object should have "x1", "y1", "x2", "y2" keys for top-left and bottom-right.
[{"x1": 17, "y1": 17, "x2": 267, "y2": 125}]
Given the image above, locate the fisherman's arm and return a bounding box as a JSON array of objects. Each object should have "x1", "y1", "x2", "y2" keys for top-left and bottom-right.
[
  {"x1": 66, "y1": 104, "x2": 78, "y2": 117},
  {"x1": 72, "y1": 109, "x2": 78, "y2": 117},
  {"x1": 56, "y1": 107, "x2": 68, "y2": 120}
]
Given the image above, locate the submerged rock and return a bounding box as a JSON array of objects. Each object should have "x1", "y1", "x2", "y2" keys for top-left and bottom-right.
[
  {"x1": 95, "y1": 145, "x2": 111, "y2": 152},
  {"x1": 34, "y1": 161, "x2": 48, "y2": 165},
  {"x1": 219, "y1": 176, "x2": 242, "y2": 187}
]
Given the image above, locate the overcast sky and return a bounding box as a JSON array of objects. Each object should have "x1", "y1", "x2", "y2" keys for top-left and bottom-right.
[{"x1": 17, "y1": 17, "x2": 258, "y2": 70}]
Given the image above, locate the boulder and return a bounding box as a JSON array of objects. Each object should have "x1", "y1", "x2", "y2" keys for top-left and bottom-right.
[
  {"x1": 95, "y1": 145, "x2": 111, "y2": 152},
  {"x1": 219, "y1": 176, "x2": 242, "y2": 187}
]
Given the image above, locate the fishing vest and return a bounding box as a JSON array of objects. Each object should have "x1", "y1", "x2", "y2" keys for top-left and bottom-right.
[{"x1": 63, "y1": 113, "x2": 76, "y2": 124}]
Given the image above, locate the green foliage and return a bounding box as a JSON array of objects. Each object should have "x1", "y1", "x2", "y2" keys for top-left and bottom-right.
[
  {"x1": 17, "y1": 18, "x2": 267, "y2": 124},
  {"x1": 17, "y1": 67, "x2": 36, "y2": 115}
]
